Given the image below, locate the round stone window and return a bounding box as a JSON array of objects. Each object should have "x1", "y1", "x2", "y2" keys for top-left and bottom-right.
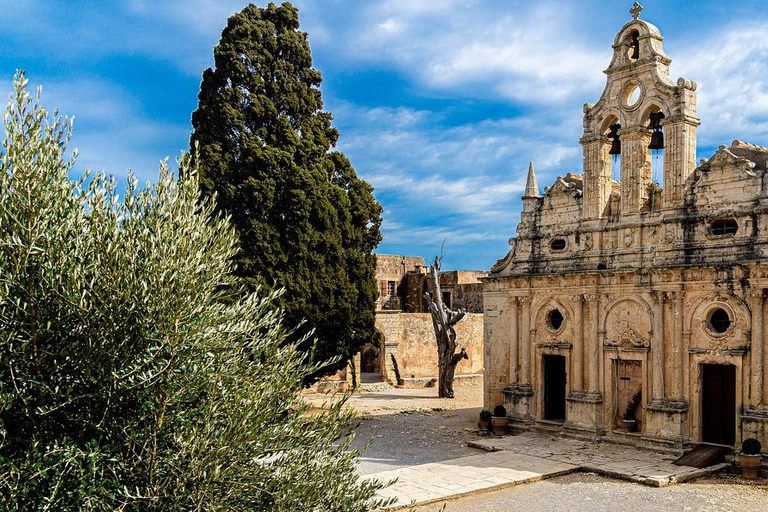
[
  {"x1": 707, "y1": 307, "x2": 731, "y2": 335},
  {"x1": 623, "y1": 82, "x2": 643, "y2": 110},
  {"x1": 547, "y1": 309, "x2": 564, "y2": 331}
]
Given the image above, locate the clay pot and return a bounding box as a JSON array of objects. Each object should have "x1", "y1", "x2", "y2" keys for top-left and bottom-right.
[
  {"x1": 738, "y1": 453, "x2": 763, "y2": 479},
  {"x1": 478, "y1": 419, "x2": 491, "y2": 432},
  {"x1": 491, "y1": 417, "x2": 509, "y2": 436}
]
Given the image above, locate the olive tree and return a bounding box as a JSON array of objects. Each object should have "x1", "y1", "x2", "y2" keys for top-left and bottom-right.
[{"x1": 0, "y1": 74, "x2": 390, "y2": 511}]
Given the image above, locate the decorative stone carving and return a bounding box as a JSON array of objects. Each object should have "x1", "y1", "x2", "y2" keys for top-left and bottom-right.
[
  {"x1": 623, "y1": 228, "x2": 635, "y2": 247},
  {"x1": 665, "y1": 226, "x2": 677, "y2": 243},
  {"x1": 584, "y1": 232, "x2": 594, "y2": 250},
  {"x1": 604, "y1": 325, "x2": 650, "y2": 348}
]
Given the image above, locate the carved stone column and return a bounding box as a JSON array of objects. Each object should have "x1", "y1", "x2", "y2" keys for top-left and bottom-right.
[
  {"x1": 662, "y1": 112, "x2": 700, "y2": 208},
  {"x1": 519, "y1": 296, "x2": 532, "y2": 387},
  {"x1": 585, "y1": 294, "x2": 600, "y2": 393},
  {"x1": 580, "y1": 135, "x2": 611, "y2": 219},
  {"x1": 571, "y1": 294, "x2": 585, "y2": 392},
  {"x1": 509, "y1": 297, "x2": 519, "y2": 386},
  {"x1": 619, "y1": 127, "x2": 652, "y2": 215},
  {"x1": 651, "y1": 291, "x2": 666, "y2": 402},
  {"x1": 750, "y1": 289, "x2": 764, "y2": 409},
  {"x1": 672, "y1": 291, "x2": 684, "y2": 400}
]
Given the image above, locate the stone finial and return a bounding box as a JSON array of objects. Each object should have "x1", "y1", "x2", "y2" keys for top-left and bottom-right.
[
  {"x1": 630, "y1": 2, "x2": 643, "y2": 20},
  {"x1": 523, "y1": 162, "x2": 540, "y2": 198}
]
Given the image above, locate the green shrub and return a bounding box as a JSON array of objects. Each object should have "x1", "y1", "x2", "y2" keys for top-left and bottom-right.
[
  {"x1": 493, "y1": 405, "x2": 507, "y2": 418},
  {"x1": 0, "y1": 74, "x2": 390, "y2": 511}
]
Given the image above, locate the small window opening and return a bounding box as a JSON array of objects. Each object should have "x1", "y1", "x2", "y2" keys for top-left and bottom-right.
[
  {"x1": 550, "y1": 238, "x2": 567, "y2": 251},
  {"x1": 548, "y1": 309, "x2": 564, "y2": 331},
  {"x1": 708, "y1": 308, "x2": 731, "y2": 334},
  {"x1": 710, "y1": 219, "x2": 738, "y2": 237},
  {"x1": 629, "y1": 31, "x2": 640, "y2": 60},
  {"x1": 386, "y1": 280, "x2": 396, "y2": 296}
]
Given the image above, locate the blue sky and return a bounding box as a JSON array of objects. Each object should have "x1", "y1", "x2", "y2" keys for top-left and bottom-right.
[{"x1": 3, "y1": 1, "x2": 768, "y2": 270}]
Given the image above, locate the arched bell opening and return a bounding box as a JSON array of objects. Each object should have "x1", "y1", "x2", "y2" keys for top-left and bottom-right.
[
  {"x1": 625, "y1": 29, "x2": 641, "y2": 63},
  {"x1": 641, "y1": 105, "x2": 666, "y2": 211},
  {"x1": 601, "y1": 115, "x2": 622, "y2": 183}
]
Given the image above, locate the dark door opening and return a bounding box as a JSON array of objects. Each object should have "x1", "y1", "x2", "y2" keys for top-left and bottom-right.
[
  {"x1": 543, "y1": 355, "x2": 567, "y2": 422},
  {"x1": 701, "y1": 364, "x2": 736, "y2": 446}
]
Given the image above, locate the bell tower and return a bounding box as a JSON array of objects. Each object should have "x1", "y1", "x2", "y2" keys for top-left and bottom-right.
[{"x1": 581, "y1": 3, "x2": 699, "y2": 219}]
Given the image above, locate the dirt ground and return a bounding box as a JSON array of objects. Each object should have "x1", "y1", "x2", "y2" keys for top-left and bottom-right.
[
  {"x1": 304, "y1": 384, "x2": 768, "y2": 510},
  {"x1": 305, "y1": 385, "x2": 484, "y2": 475}
]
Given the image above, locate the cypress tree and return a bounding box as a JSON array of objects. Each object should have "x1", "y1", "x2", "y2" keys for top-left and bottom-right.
[{"x1": 190, "y1": 2, "x2": 382, "y2": 379}]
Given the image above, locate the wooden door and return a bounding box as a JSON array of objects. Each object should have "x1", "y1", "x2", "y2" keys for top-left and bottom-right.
[{"x1": 701, "y1": 364, "x2": 736, "y2": 445}]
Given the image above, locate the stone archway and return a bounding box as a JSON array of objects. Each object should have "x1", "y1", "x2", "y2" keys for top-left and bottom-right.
[{"x1": 359, "y1": 330, "x2": 384, "y2": 383}]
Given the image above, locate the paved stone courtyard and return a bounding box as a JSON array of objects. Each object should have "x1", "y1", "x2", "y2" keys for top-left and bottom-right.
[
  {"x1": 306, "y1": 385, "x2": 767, "y2": 510},
  {"x1": 469, "y1": 433, "x2": 727, "y2": 487},
  {"x1": 364, "y1": 432, "x2": 727, "y2": 508}
]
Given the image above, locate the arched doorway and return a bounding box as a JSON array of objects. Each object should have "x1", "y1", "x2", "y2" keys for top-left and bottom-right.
[{"x1": 359, "y1": 330, "x2": 384, "y2": 383}]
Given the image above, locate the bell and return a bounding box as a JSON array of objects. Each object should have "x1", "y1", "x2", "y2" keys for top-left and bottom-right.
[
  {"x1": 648, "y1": 130, "x2": 664, "y2": 150},
  {"x1": 609, "y1": 137, "x2": 622, "y2": 155},
  {"x1": 608, "y1": 122, "x2": 621, "y2": 155},
  {"x1": 631, "y1": 33, "x2": 640, "y2": 60},
  {"x1": 648, "y1": 111, "x2": 665, "y2": 130}
]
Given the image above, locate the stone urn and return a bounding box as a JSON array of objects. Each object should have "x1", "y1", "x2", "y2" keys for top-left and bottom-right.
[
  {"x1": 491, "y1": 417, "x2": 509, "y2": 436},
  {"x1": 739, "y1": 453, "x2": 762, "y2": 479},
  {"x1": 491, "y1": 405, "x2": 509, "y2": 436},
  {"x1": 739, "y1": 438, "x2": 763, "y2": 479}
]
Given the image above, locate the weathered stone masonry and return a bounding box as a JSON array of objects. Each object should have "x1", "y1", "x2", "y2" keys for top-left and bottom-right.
[{"x1": 484, "y1": 11, "x2": 768, "y2": 453}]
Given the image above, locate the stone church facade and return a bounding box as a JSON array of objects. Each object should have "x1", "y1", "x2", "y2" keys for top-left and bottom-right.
[{"x1": 484, "y1": 9, "x2": 768, "y2": 452}]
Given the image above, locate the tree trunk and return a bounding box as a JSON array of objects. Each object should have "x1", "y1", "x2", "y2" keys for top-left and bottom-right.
[{"x1": 424, "y1": 257, "x2": 468, "y2": 398}]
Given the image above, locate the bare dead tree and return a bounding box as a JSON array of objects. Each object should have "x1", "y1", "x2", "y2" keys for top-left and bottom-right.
[{"x1": 424, "y1": 256, "x2": 468, "y2": 398}]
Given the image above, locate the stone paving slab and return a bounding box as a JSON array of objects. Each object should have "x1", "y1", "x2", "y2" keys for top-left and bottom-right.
[
  {"x1": 469, "y1": 432, "x2": 728, "y2": 487},
  {"x1": 365, "y1": 450, "x2": 577, "y2": 509}
]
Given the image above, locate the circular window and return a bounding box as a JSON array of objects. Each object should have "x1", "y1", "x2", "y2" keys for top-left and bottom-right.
[
  {"x1": 548, "y1": 309, "x2": 564, "y2": 331},
  {"x1": 708, "y1": 307, "x2": 731, "y2": 334},
  {"x1": 626, "y1": 84, "x2": 641, "y2": 108}
]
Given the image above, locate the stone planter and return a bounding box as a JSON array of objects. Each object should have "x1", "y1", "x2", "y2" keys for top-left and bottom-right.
[
  {"x1": 738, "y1": 453, "x2": 763, "y2": 479},
  {"x1": 491, "y1": 416, "x2": 509, "y2": 436}
]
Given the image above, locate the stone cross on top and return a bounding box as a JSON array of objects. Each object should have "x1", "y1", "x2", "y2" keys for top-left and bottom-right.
[{"x1": 630, "y1": 2, "x2": 643, "y2": 20}]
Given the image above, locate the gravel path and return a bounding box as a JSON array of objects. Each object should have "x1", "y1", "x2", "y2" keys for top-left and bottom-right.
[
  {"x1": 350, "y1": 407, "x2": 483, "y2": 475},
  {"x1": 414, "y1": 472, "x2": 768, "y2": 512}
]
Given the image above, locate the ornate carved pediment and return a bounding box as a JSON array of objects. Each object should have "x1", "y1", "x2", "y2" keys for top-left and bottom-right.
[
  {"x1": 544, "y1": 173, "x2": 583, "y2": 197},
  {"x1": 604, "y1": 325, "x2": 650, "y2": 348},
  {"x1": 697, "y1": 145, "x2": 756, "y2": 176}
]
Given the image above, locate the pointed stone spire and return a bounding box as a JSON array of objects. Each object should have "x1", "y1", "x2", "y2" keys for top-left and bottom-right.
[{"x1": 523, "y1": 161, "x2": 540, "y2": 198}]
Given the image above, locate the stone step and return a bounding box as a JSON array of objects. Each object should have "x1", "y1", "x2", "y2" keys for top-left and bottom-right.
[{"x1": 531, "y1": 422, "x2": 564, "y2": 436}]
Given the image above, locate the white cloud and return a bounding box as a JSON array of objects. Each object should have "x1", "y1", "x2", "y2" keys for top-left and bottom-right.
[
  {"x1": 324, "y1": 1, "x2": 606, "y2": 104},
  {"x1": 676, "y1": 23, "x2": 768, "y2": 151}
]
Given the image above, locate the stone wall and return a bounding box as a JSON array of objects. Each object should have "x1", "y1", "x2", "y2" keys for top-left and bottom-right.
[{"x1": 376, "y1": 312, "x2": 484, "y2": 385}]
